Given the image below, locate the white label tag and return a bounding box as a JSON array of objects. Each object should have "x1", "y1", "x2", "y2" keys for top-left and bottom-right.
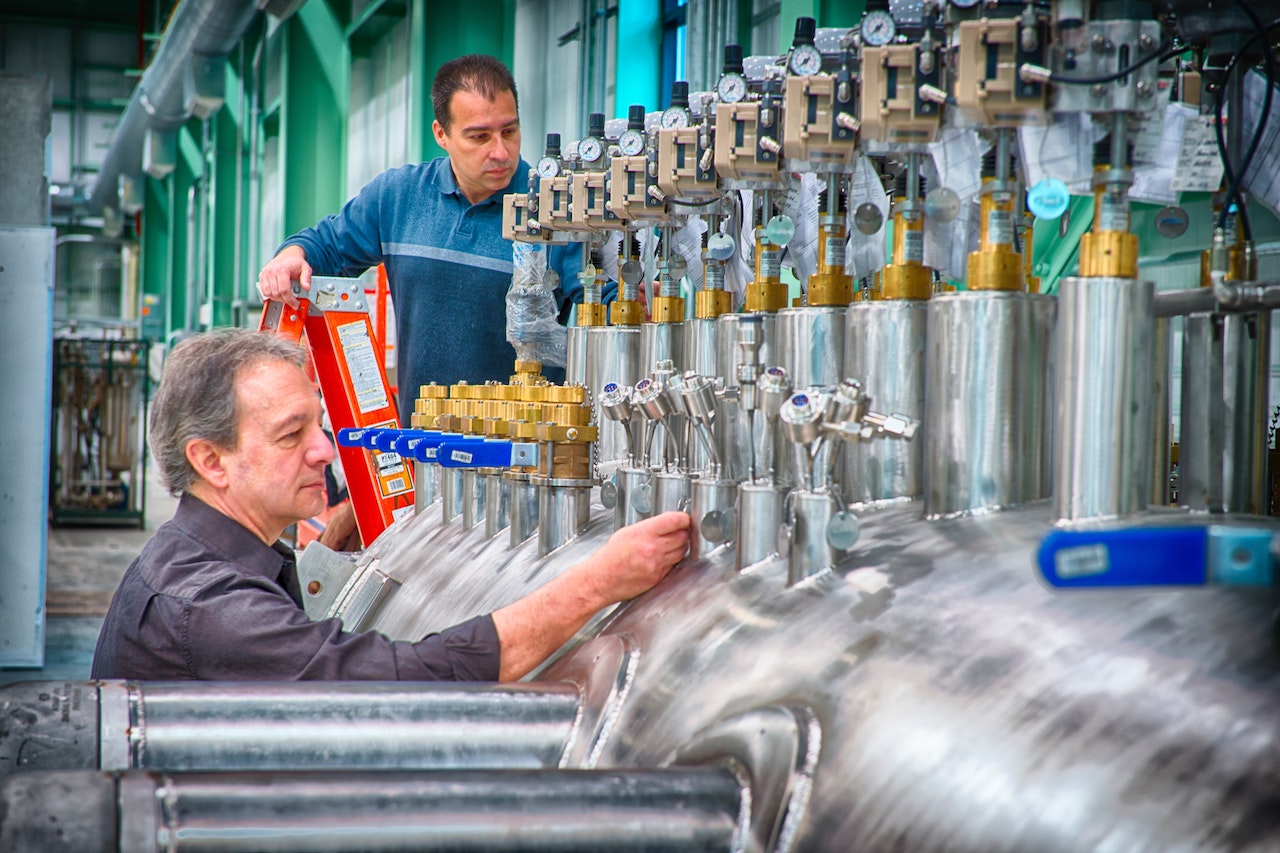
[
  {"x1": 337, "y1": 321, "x2": 389, "y2": 414},
  {"x1": 1170, "y1": 115, "x2": 1226, "y2": 192}
]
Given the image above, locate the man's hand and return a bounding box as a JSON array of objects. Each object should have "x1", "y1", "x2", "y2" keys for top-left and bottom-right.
[
  {"x1": 257, "y1": 244, "x2": 312, "y2": 308},
  {"x1": 491, "y1": 511, "x2": 690, "y2": 681},
  {"x1": 318, "y1": 500, "x2": 361, "y2": 552}
]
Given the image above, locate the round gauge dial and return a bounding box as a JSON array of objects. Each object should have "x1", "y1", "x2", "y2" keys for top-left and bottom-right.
[
  {"x1": 789, "y1": 43, "x2": 823, "y2": 76},
  {"x1": 660, "y1": 106, "x2": 691, "y2": 129},
  {"x1": 578, "y1": 136, "x2": 604, "y2": 163},
  {"x1": 949, "y1": 0, "x2": 981, "y2": 8},
  {"x1": 618, "y1": 128, "x2": 645, "y2": 157},
  {"x1": 536, "y1": 156, "x2": 560, "y2": 179},
  {"x1": 861, "y1": 9, "x2": 897, "y2": 47},
  {"x1": 716, "y1": 73, "x2": 747, "y2": 104}
]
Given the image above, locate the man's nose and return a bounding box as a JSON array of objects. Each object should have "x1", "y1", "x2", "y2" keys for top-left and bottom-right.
[
  {"x1": 488, "y1": 136, "x2": 511, "y2": 160},
  {"x1": 310, "y1": 427, "x2": 336, "y2": 465}
]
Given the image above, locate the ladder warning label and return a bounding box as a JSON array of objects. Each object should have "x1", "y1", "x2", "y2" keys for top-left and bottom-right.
[
  {"x1": 364, "y1": 419, "x2": 412, "y2": 499},
  {"x1": 337, "y1": 321, "x2": 389, "y2": 414}
]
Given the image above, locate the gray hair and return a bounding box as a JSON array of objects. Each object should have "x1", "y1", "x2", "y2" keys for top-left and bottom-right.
[{"x1": 150, "y1": 328, "x2": 307, "y2": 495}]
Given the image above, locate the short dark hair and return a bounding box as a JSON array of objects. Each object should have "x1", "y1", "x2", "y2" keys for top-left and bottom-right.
[
  {"x1": 431, "y1": 54, "x2": 518, "y2": 132},
  {"x1": 149, "y1": 328, "x2": 307, "y2": 495}
]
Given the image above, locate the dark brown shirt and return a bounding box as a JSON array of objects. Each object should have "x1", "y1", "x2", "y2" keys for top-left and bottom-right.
[{"x1": 91, "y1": 493, "x2": 500, "y2": 681}]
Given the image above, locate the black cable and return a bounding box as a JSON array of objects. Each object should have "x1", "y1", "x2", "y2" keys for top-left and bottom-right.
[
  {"x1": 1048, "y1": 42, "x2": 1180, "y2": 86},
  {"x1": 1214, "y1": 4, "x2": 1279, "y2": 235}
]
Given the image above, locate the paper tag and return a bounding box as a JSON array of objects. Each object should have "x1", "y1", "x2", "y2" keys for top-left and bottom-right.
[{"x1": 1169, "y1": 115, "x2": 1226, "y2": 192}]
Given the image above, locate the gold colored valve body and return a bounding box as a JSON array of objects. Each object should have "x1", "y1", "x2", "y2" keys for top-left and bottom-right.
[
  {"x1": 1078, "y1": 182, "x2": 1137, "y2": 279},
  {"x1": 745, "y1": 228, "x2": 788, "y2": 312},
  {"x1": 650, "y1": 295, "x2": 686, "y2": 323},
  {"x1": 966, "y1": 183, "x2": 1024, "y2": 292},
  {"x1": 610, "y1": 299, "x2": 645, "y2": 325},
  {"x1": 808, "y1": 223, "x2": 854, "y2": 306},
  {"x1": 880, "y1": 207, "x2": 931, "y2": 301},
  {"x1": 695, "y1": 288, "x2": 733, "y2": 319},
  {"x1": 577, "y1": 301, "x2": 608, "y2": 327}
]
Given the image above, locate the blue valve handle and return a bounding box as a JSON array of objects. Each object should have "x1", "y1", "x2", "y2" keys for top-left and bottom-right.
[
  {"x1": 336, "y1": 427, "x2": 395, "y2": 449},
  {"x1": 435, "y1": 439, "x2": 517, "y2": 469},
  {"x1": 1038, "y1": 526, "x2": 1276, "y2": 588},
  {"x1": 391, "y1": 430, "x2": 442, "y2": 455}
]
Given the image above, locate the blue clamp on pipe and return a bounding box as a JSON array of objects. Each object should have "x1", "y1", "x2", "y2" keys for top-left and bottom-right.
[
  {"x1": 1037, "y1": 525, "x2": 1277, "y2": 588},
  {"x1": 435, "y1": 439, "x2": 539, "y2": 469},
  {"x1": 391, "y1": 430, "x2": 442, "y2": 456}
]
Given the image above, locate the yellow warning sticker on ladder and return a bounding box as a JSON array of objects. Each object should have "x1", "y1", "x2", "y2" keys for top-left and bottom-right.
[{"x1": 337, "y1": 320, "x2": 390, "y2": 414}]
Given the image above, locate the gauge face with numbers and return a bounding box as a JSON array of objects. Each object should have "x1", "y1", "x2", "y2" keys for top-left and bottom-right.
[
  {"x1": 536, "y1": 156, "x2": 560, "y2": 179},
  {"x1": 789, "y1": 43, "x2": 823, "y2": 76},
  {"x1": 660, "y1": 107, "x2": 690, "y2": 130},
  {"x1": 861, "y1": 9, "x2": 897, "y2": 47},
  {"x1": 716, "y1": 73, "x2": 747, "y2": 104},
  {"x1": 618, "y1": 129, "x2": 645, "y2": 157},
  {"x1": 578, "y1": 136, "x2": 604, "y2": 163}
]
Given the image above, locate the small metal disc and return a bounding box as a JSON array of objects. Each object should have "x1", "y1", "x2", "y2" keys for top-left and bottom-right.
[
  {"x1": 621, "y1": 259, "x2": 644, "y2": 285},
  {"x1": 599, "y1": 480, "x2": 618, "y2": 509},
  {"x1": 1154, "y1": 205, "x2": 1190, "y2": 239},
  {"x1": 827, "y1": 511, "x2": 861, "y2": 551},
  {"x1": 854, "y1": 202, "x2": 884, "y2": 235},
  {"x1": 706, "y1": 232, "x2": 736, "y2": 261},
  {"x1": 1027, "y1": 178, "x2": 1070, "y2": 220},
  {"x1": 633, "y1": 482, "x2": 653, "y2": 515},
  {"x1": 765, "y1": 214, "x2": 796, "y2": 247},
  {"x1": 924, "y1": 187, "x2": 960, "y2": 222}
]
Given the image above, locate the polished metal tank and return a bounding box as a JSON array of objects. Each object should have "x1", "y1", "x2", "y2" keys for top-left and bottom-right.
[
  {"x1": 843, "y1": 300, "x2": 926, "y2": 504},
  {"x1": 348, "y1": 498, "x2": 1280, "y2": 851},
  {"x1": 776, "y1": 305, "x2": 845, "y2": 387}
]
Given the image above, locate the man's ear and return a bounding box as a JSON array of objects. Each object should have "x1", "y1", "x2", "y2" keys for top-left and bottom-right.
[
  {"x1": 186, "y1": 438, "x2": 230, "y2": 490},
  {"x1": 431, "y1": 119, "x2": 447, "y2": 150}
]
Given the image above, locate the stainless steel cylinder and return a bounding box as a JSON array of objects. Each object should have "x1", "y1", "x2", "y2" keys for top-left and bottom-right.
[
  {"x1": 461, "y1": 469, "x2": 487, "y2": 530},
  {"x1": 777, "y1": 306, "x2": 846, "y2": 387},
  {"x1": 614, "y1": 466, "x2": 654, "y2": 528},
  {"x1": 689, "y1": 478, "x2": 737, "y2": 560},
  {"x1": 0, "y1": 680, "x2": 581, "y2": 777},
  {"x1": 1053, "y1": 276, "x2": 1154, "y2": 522},
  {"x1": 684, "y1": 318, "x2": 719, "y2": 375},
  {"x1": 507, "y1": 473, "x2": 539, "y2": 548},
  {"x1": 414, "y1": 461, "x2": 441, "y2": 512},
  {"x1": 786, "y1": 490, "x2": 839, "y2": 584},
  {"x1": 843, "y1": 301, "x2": 926, "y2": 504},
  {"x1": 484, "y1": 471, "x2": 512, "y2": 539},
  {"x1": 2, "y1": 767, "x2": 742, "y2": 853},
  {"x1": 653, "y1": 470, "x2": 691, "y2": 513},
  {"x1": 566, "y1": 325, "x2": 590, "y2": 385},
  {"x1": 587, "y1": 326, "x2": 641, "y2": 471},
  {"x1": 924, "y1": 291, "x2": 1054, "y2": 517},
  {"x1": 1180, "y1": 310, "x2": 1271, "y2": 513},
  {"x1": 640, "y1": 321, "x2": 685, "y2": 375},
  {"x1": 715, "y1": 312, "x2": 776, "y2": 380},
  {"x1": 1152, "y1": 317, "x2": 1171, "y2": 505},
  {"x1": 536, "y1": 481, "x2": 592, "y2": 556},
  {"x1": 736, "y1": 482, "x2": 783, "y2": 570},
  {"x1": 441, "y1": 467, "x2": 464, "y2": 523}
]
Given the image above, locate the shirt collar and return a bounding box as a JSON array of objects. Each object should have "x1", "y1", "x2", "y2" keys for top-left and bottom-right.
[
  {"x1": 435, "y1": 158, "x2": 530, "y2": 206},
  {"x1": 172, "y1": 492, "x2": 293, "y2": 581}
]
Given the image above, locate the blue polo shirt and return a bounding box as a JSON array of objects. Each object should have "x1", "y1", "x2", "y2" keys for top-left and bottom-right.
[{"x1": 282, "y1": 158, "x2": 583, "y2": 420}]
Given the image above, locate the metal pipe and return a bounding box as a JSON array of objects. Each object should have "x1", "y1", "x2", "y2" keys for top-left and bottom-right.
[
  {"x1": 0, "y1": 680, "x2": 581, "y2": 776},
  {"x1": 483, "y1": 470, "x2": 512, "y2": 539},
  {"x1": 462, "y1": 469, "x2": 487, "y2": 530},
  {"x1": 786, "y1": 491, "x2": 839, "y2": 584},
  {"x1": 413, "y1": 461, "x2": 440, "y2": 511},
  {"x1": 441, "y1": 468, "x2": 464, "y2": 523},
  {"x1": 89, "y1": 0, "x2": 262, "y2": 212},
  {"x1": 3, "y1": 767, "x2": 743, "y2": 852},
  {"x1": 536, "y1": 482, "x2": 591, "y2": 556},
  {"x1": 507, "y1": 473, "x2": 539, "y2": 547},
  {"x1": 736, "y1": 482, "x2": 783, "y2": 570},
  {"x1": 689, "y1": 477, "x2": 737, "y2": 560}
]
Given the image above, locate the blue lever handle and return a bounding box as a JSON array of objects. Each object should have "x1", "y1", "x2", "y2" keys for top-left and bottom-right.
[
  {"x1": 391, "y1": 430, "x2": 442, "y2": 455},
  {"x1": 1038, "y1": 526, "x2": 1276, "y2": 588},
  {"x1": 436, "y1": 440, "x2": 515, "y2": 469},
  {"x1": 336, "y1": 427, "x2": 395, "y2": 448}
]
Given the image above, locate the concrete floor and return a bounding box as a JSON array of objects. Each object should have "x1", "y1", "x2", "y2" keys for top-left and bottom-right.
[{"x1": 0, "y1": 466, "x2": 179, "y2": 686}]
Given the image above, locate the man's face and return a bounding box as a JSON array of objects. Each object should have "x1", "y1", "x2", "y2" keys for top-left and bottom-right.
[
  {"x1": 433, "y1": 88, "x2": 521, "y2": 204},
  {"x1": 216, "y1": 359, "x2": 334, "y2": 542}
]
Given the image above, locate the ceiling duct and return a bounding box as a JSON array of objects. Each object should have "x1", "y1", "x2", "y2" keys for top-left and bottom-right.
[{"x1": 88, "y1": 0, "x2": 261, "y2": 214}]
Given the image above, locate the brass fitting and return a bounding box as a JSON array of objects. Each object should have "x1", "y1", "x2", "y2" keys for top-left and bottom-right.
[
  {"x1": 1079, "y1": 230, "x2": 1138, "y2": 279},
  {"x1": 611, "y1": 299, "x2": 645, "y2": 325},
  {"x1": 538, "y1": 439, "x2": 593, "y2": 480},
  {"x1": 650, "y1": 295, "x2": 686, "y2": 322},
  {"x1": 881, "y1": 264, "x2": 932, "y2": 300},
  {"x1": 695, "y1": 288, "x2": 732, "y2": 319},
  {"x1": 577, "y1": 301, "x2": 608, "y2": 327},
  {"x1": 965, "y1": 184, "x2": 1024, "y2": 291}
]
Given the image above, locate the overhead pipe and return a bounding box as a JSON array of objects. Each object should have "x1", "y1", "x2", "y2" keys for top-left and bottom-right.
[{"x1": 88, "y1": 0, "x2": 262, "y2": 214}]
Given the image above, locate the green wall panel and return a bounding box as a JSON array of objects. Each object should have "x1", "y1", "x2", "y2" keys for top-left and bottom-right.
[{"x1": 616, "y1": 0, "x2": 662, "y2": 117}]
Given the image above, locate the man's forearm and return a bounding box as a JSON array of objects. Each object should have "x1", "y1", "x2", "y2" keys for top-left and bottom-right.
[{"x1": 490, "y1": 567, "x2": 604, "y2": 681}]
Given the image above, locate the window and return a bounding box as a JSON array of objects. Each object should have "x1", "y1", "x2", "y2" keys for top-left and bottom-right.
[{"x1": 661, "y1": 0, "x2": 688, "y2": 107}]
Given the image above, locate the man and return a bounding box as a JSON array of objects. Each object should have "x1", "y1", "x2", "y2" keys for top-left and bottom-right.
[
  {"x1": 91, "y1": 329, "x2": 689, "y2": 681},
  {"x1": 256, "y1": 53, "x2": 584, "y2": 418}
]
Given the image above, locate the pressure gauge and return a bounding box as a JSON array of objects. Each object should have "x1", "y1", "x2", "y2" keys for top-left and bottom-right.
[
  {"x1": 578, "y1": 135, "x2": 604, "y2": 164},
  {"x1": 618, "y1": 128, "x2": 646, "y2": 157},
  {"x1": 861, "y1": 9, "x2": 897, "y2": 47},
  {"x1": 716, "y1": 72, "x2": 748, "y2": 104},
  {"x1": 536, "y1": 156, "x2": 560, "y2": 179},
  {"x1": 789, "y1": 43, "x2": 823, "y2": 76},
  {"x1": 949, "y1": 0, "x2": 980, "y2": 7},
  {"x1": 660, "y1": 106, "x2": 691, "y2": 129}
]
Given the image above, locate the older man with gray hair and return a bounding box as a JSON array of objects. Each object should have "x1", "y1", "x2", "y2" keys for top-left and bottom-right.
[{"x1": 92, "y1": 328, "x2": 689, "y2": 681}]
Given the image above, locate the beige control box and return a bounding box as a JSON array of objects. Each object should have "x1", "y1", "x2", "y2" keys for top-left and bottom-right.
[
  {"x1": 714, "y1": 100, "x2": 784, "y2": 185},
  {"x1": 656, "y1": 127, "x2": 719, "y2": 199},
  {"x1": 608, "y1": 154, "x2": 666, "y2": 221},
  {"x1": 784, "y1": 73, "x2": 858, "y2": 166},
  {"x1": 955, "y1": 19, "x2": 1048, "y2": 126},
  {"x1": 859, "y1": 46, "x2": 942, "y2": 144}
]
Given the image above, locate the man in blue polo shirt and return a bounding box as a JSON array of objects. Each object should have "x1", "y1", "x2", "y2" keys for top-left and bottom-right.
[
  {"x1": 257, "y1": 53, "x2": 582, "y2": 412},
  {"x1": 257, "y1": 54, "x2": 586, "y2": 547}
]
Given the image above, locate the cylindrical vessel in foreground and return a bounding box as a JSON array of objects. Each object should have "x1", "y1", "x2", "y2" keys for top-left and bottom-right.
[
  {"x1": 1, "y1": 767, "x2": 742, "y2": 853},
  {"x1": 586, "y1": 326, "x2": 640, "y2": 471},
  {"x1": 1151, "y1": 317, "x2": 1171, "y2": 505},
  {"x1": 924, "y1": 291, "x2": 1054, "y2": 517},
  {"x1": 776, "y1": 306, "x2": 845, "y2": 388},
  {"x1": 684, "y1": 318, "x2": 719, "y2": 376},
  {"x1": 536, "y1": 481, "x2": 591, "y2": 556},
  {"x1": 507, "y1": 473, "x2": 539, "y2": 547},
  {"x1": 689, "y1": 478, "x2": 737, "y2": 560},
  {"x1": 1054, "y1": 276, "x2": 1154, "y2": 522},
  {"x1": 613, "y1": 466, "x2": 654, "y2": 528},
  {"x1": 484, "y1": 470, "x2": 512, "y2": 539},
  {"x1": 843, "y1": 300, "x2": 926, "y2": 504},
  {"x1": 786, "y1": 490, "x2": 839, "y2": 584},
  {"x1": 736, "y1": 482, "x2": 783, "y2": 570},
  {"x1": 0, "y1": 680, "x2": 581, "y2": 775},
  {"x1": 653, "y1": 470, "x2": 690, "y2": 514},
  {"x1": 640, "y1": 322, "x2": 684, "y2": 376},
  {"x1": 462, "y1": 469, "x2": 487, "y2": 530},
  {"x1": 566, "y1": 325, "x2": 589, "y2": 385},
  {"x1": 441, "y1": 468, "x2": 464, "y2": 523},
  {"x1": 414, "y1": 461, "x2": 440, "y2": 512}
]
